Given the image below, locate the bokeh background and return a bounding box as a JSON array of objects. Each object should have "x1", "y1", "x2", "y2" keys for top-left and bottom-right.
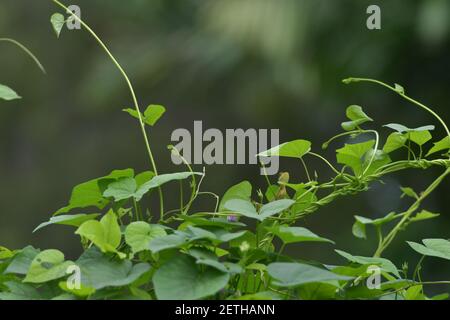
[{"x1": 1, "y1": 0, "x2": 449, "y2": 290}]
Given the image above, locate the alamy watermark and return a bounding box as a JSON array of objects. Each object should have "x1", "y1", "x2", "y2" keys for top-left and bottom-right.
[{"x1": 170, "y1": 121, "x2": 280, "y2": 175}]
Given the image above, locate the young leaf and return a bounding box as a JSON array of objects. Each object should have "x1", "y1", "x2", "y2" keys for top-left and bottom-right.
[
  {"x1": 410, "y1": 210, "x2": 440, "y2": 222},
  {"x1": 50, "y1": 13, "x2": 65, "y2": 38},
  {"x1": 257, "y1": 140, "x2": 311, "y2": 159},
  {"x1": 0, "y1": 84, "x2": 21, "y2": 101},
  {"x1": 267, "y1": 262, "x2": 352, "y2": 287},
  {"x1": 33, "y1": 213, "x2": 100, "y2": 233},
  {"x1": 123, "y1": 105, "x2": 166, "y2": 126},
  {"x1": 218, "y1": 181, "x2": 252, "y2": 211},
  {"x1": 383, "y1": 132, "x2": 407, "y2": 153},
  {"x1": 426, "y1": 136, "x2": 450, "y2": 156},
  {"x1": 153, "y1": 255, "x2": 229, "y2": 300},
  {"x1": 125, "y1": 222, "x2": 167, "y2": 254},
  {"x1": 75, "y1": 210, "x2": 121, "y2": 254},
  {"x1": 267, "y1": 225, "x2": 334, "y2": 244},
  {"x1": 336, "y1": 140, "x2": 375, "y2": 175},
  {"x1": 407, "y1": 239, "x2": 450, "y2": 260},
  {"x1": 400, "y1": 187, "x2": 419, "y2": 200},
  {"x1": 394, "y1": 83, "x2": 405, "y2": 95},
  {"x1": 341, "y1": 105, "x2": 373, "y2": 131},
  {"x1": 23, "y1": 250, "x2": 75, "y2": 284}
]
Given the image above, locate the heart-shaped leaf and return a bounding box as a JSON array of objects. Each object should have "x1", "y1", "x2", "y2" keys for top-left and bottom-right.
[
  {"x1": 153, "y1": 255, "x2": 229, "y2": 300},
  {"x1": 24, "y1": 250, "x2": 75, "y2": 283},
  {"x1": 267, "y1": 225, "x2": 334, "y2": 244},
  {"x1": 50, "y1": 13, "x2": 65, "y2": 38},
  {"x1": 125, "y1": 222, "x2": 167, "y2": 254},
  {"x1": 341, "y1": 105, "x2": 373, "y2": 131},
  {"x1": 426, "y1": 136, "x2": 450, "y2": 156}
]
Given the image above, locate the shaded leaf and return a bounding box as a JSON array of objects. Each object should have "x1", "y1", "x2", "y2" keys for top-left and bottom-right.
[
  {"x1": 153, "y1": 255, "x2": 229, "y2": 300},
  {"x1": 267, "y1": 225, "x2": 334, "y2": 244},
  {"x1": 33, "y1": 213, "x2": 100, "y2": 233},
  {"x1": 407, "y1": 239, "x2": 450, "y2": 260},
  {"x1": 50, "y1": 13, "x2": 65, "y2": 38}
]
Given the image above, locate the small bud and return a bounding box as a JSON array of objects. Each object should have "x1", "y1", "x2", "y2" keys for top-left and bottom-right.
[{"x1": 239, "y1": 241, "x2": 250, "y2": 253}]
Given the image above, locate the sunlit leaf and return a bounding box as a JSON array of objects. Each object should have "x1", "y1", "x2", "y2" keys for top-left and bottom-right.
[
  {"x1": 33, "y1": 214, "x2": 100, "y2": 233},
  {"x1": 257, "y1": 139, "x2": 311, "y2": 158},
  {"x1": 219, "y1": 180, "x2": 252, "y2": 211},
  {"x1": 125, "y1": 222, "x2": 167, "y2": 254},
  {"x1": 341, "y1": 105, "x2": 373, "y2": 131},
  {"x1": 24, "y1": 250, "x2": 75, "y2": 283},
  {"x1": 383, "y1": 132, "x2": 407, "y2": 153},
  {"x1": 407, "y1": 239, "x2": 450, "y2": 260},
  {"x1": 336, "y1": 140, "x2": 375, "y2": 175},
  {"x1": 0, "y1": 84, "x2": 21, "y2": 101},
  {"x1": 50, "y1": 13, "x2": 65, "y2": 38},
  {"x1": 426, "y1": 136, "x2": 450, "y2": 156}
]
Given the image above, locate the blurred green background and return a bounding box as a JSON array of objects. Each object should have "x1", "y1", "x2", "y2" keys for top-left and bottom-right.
[{"x1": 1, "y1": 0, "x2": 449, "y2": 287}]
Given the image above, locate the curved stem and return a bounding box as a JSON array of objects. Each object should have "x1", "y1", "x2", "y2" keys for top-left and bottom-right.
[
  {"x1": 308, "y1": 152, "x2": 342, "y2": 176},
  {"x1": 50, "y1": 0, "x2": 164, "y2": 215},
  {"x1": 361, "y1": 130, "x2": 380, "y2": 176},
  {"x1": 0, "y1": 38, "x2": 46, "y2": 74},
  {"x1": 344, "y1": 77, "x2": 450, "y2": 156}
]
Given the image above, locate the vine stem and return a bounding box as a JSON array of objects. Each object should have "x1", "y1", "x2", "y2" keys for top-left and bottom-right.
[
  {"x1": 0, "y1": 38, "x2": 46, "y2": 74},
  {"x1": 344, "y1": 77, "x2": 450, "y2": 157},
  {"x1": 373, "y1": 167, "x2": 450, "y2": 257},
  {"x1": 50, "y1": 0, "x2": 164, "y2": 217}
]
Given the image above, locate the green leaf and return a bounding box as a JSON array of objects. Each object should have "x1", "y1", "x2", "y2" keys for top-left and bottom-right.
[
  {"x1": 352, "y1": 213, "x2": 397, "y2": 239},
  {"x1": 341, "y1": 105, "x2": 373, "y2": 131},
  {"x1": 134, "y1": 172, "x2": 203, "y2": 201},
  {"x1": 33, "y1": 213, "x2": 100, "y2": 233},
  {"x1": 224, "y1": 199, "x2": 294, "y2": 221},
  {"x1": 125, "y1": 222, "x2": 167, "y2": 254},
  {"x1": 363, "y1": 149, "x2": 391, "y2": 175},
  {"x1": 426, "y1": 136, "x2": 450, "y2": 156},
  {"x1": 103, "y1": 177, "x2": 137, "y2": 201},
  {"x1": 75, "y1": 248, "x2": 151, "y2": 290},
  {"x1": 410, "y1": 210, "x2": 440, "y2": 222},
  {"x1": 336, "y1": 140, "x2": 375, "y2": 175},
  {"x1": 384, "y1": 123, "x2": 435, "y2": 133},
  {"x1": 148, "y1": 232, "x2": 189, "y2": 253},
  {"x1": 408, "y1": 131, "x2": 432, "y2": 146},
  {"x1": 50, "y1": 13, "x2": 65, "y2": 38},
  {"x1": 153, "y1": 255, "x2": 229, "y2": 300},
  {"x1": 407, "y1": 239, "x2": 450, "y2": 260},
  {"x1": 352, "y1": 220, "x2": 367, "y2": 239},
  {"x1": 0, "y1": 282, "x2": 43, "y2": 300},
  {"x1": 54, "y1": 168, "x2": 134, "y2": 215},
  {"x1": 267, "y1": 262, "x2": 352, "y2": 287},
  {"x1": 259, "y1": 199, "x2": 295, "y2": 220},
  {"x1": 0, "y1": 84, "x2": 21, "y2": 101},
  {"x1": 24, "y1": 250, "x2": 75, "y2": 284},
  {"x1": 400, "y1": 187, "x2": 419, "y2": 199},
  {"x1": 75, "y1": 210, "x2": 121, "y2": 254},
  {"x1": 123, "y1": 104, "x2": 166, "y2": 126},
  {"x1": 4, "y1": 246, "x2": 40, "y2": 275},
  {"x1": 394, "y1": 83, "x2": 405, "y2": 95},
  {"x1": 267, "y1": 225, "x2": 334, "y2": 244},
  {"x1": 383, "y1": 132, "x2": 407, "y2": 153},
  {"x1": 218, "y1": 181, "x2": 252, "y2": 211},
  {"x1": 335, "y1": 250, "x2": 400, "y2": 277},
  {"x1": 257, "y1": 139, "x2": 311, "y2": 159},
  {"x1": 223, "y1": 199, "x2": 259, "y2": 220}
]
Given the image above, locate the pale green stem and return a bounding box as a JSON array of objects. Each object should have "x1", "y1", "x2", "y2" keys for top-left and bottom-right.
[
  {"x1": 50, "y1": 0, "x2": 164, "y2": 216},
  {"x1": 0, "y1": 38, "x2": 46, "y2": 74}
]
